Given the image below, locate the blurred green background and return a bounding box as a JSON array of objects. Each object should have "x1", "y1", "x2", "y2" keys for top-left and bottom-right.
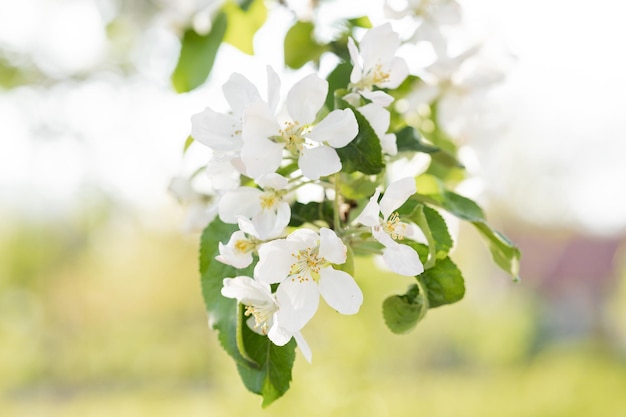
[{"x1": 2, "y1": 0, "x2": 626, "y2": 416}]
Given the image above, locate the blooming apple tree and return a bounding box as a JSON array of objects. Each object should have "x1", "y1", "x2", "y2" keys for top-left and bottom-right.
[{"x1": 170, "y1": 0, "x2": 520, "y2": 407}]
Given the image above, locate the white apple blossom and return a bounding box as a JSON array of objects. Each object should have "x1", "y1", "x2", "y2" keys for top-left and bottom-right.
[
  {"x1": 254, "y1": 228, "x2": 363, "y2": 332},
  {"x1": 191, "y1": 67, "x2": 280, "y2": 186},
  {"x1": 347, "y1": 23, "x2": 409, "y2": 107},
  {"x1": 240, "y1": 74, "x2": 359, "y2": 180},
  {"x1": 218, "y1": 173, "x2": 291, "y2": 240},
  {"x1": 354, "y1": 177, "x2": 424, "y2": 276},
  {"x1": 221, "y1": 275, "x2": 312, "y2": 362}
]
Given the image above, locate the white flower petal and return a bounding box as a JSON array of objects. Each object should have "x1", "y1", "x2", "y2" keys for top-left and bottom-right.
[
  {"x1": 372, "y1": 225, "x2": 396, "y2": 248},
  {"x1": 218, "y1": 187, "x2": 261, "y2": 223},
  {"x1": 307, "y1": 109, "x2": 358, "y2": 148},
  {"x1": 379, "y1": 177, "x2": 416, "y2": 220},
  {"x1": 348, "y1": 37, "x2": 363, "y2": 84},
  {"x1": 275, "y1": 278, "x2": 320, "y2": 332},
  {"x1": 382, "y1": 242, "x2": 424, "y2": 276},
  {"x1": 299, "y1": 146, "x2": 341, "y2": 180},
  {"x1": 287, "y1": 228, "x2": 320, "y2": 250},
  {"x1": 319, "y1": 227, "x2": 347, "y2": 265},
  {"x1": 358, "y1": 103, "x2": 389, "y2": 138},
  {"x1": 318, "y1": 267, "x2": 363, "y2": 314},
  {"x1": 191, "y1": 108, "x2": 242, "y2": 151},
  {"x1": 381, "y1": 133, "x2": 398, "y2": 156},
  {"x1": 251, "y1": 201, "x2": 290, "y2": 240},
  {"x1": 380, "y1": 57, "x2": 409, "y2": 89},
  {"x1": 221, "y1": 276, "x2": 272, "y2": 306},
  {"x1": 240, "y1": 137, "x2": 284, "y2": 179},
  {"x1": 293, "y1": 331, "x2": 312, "y2": 363},
  {"x1": 360, "y1": 89, "x2": 395, "y2": 107},
  {"x1": 353, "y1": 190, "x2": 381, "y2": 227},
  {"x1": 216, "y1": 241, "x2": 253, "y2": 269},
  {"x1": 255, "y1": 173, "x2": 288, "y2": 190},
  {"x1": 267, "y1": 318, "x2": 292, "y2": 346},
  {"x1": 286, "y1": 74, "x2": 328, "y2": 125},
  {"x1": 222, "y1": 72, "x2": 262, "y2": 115},
  {"x1": 255, "y1": 239, "x2": 294, "y2": 284},
  {"x1": 266, "y1": 66, "x2": 281, "y2": 114},
  {"x1": 360, "y1": 23, "x2": 400, "y2": 72}
]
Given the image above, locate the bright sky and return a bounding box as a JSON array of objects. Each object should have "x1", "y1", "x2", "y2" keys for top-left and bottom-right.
[{"x1": 1, "y1": 0, "x2": 625, "y2": 235}]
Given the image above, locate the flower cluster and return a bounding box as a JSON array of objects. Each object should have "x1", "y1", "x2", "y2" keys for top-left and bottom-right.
[
  {"x1": 171, "y1": 2, "x2": 520, "y2": 404},
  {"x1": 181, "y1": 23, "x2": 440, "y2": 361}
]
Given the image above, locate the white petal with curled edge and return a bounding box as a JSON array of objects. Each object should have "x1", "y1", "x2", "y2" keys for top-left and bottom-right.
[
  {"x1": 251, "y1": 201, "x2": 290, "y2": 240},
  {"x1": 266, "y1": 66, "x2": 281, "y2": 114},
  {"x1": 360, "y1": 89, "x2": 394, "y2": 107},
  {"x1": 255, "y1": 173, "x2": 288, "y2": 190},
  {"x1": 358, "y1": 103, "x2": 389, "y2": 138},
  {"x1": 319, "y1": 227, "x2": 347, "y2": 265},
  {"x1": 218, "y1": 186, "x2": 261, "y2": 223},
  {"x1": 293, "y1": 331, "x2": 312, "y2": 363},
  {"x1": 216, "y1": 241, "x2": 253, "y2": 269},
  {"x1": 382, "y1": 242, "x2": 424, "y2": 276},
  {"x1": 347, "y1": 37, "x2": 363, "y2": 84},
  {"x1": 318, "y1": 267, "x2": 363, "y2": 315},
  {"x1": 254, "y1": 239, "x2": 294, "y2": 284},
  {"x1": 298, "y1": 146, "x2": 341, "y2": 180},
  {"x1": 268, "y1": 318, "x2": 292, "y2": 346},
  {"x1": 191, "y1": 108, "x2": 242, "y2": 151},
  {"x1": 286, "y1": 74, "x2": 328, "y2": 125},
  {"x1": 221, "y1": 276, "x2": 273, "y2": 306},
  {"x1": 379, "y1": 177, "x2": 416, "y2": 220},
  {"x1": 381, "y1": 133, "x2": 398, "y2": 156},
  {"x1": 307, "y1": 109, "x2": 358, "y2": 148},
  {"x1": 222, "y1": 72, "x2": 262, "y2": 115},
  {"x1": 275, "y1": 278, "x2": 320, "y2": 332},
  {"x1": 353, "y1": 190, "x2": 381, "y2": 227}
]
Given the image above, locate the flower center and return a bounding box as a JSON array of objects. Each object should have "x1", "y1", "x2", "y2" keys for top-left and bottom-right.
[
  {"x1": 259, "y1": 190, "x2": 279, "y2": 210},
  {"x1": 234, "y1": 239, "x2": 255, "y2": 254},
  {"x1": 382, "y1": 212, "x2": 407, "y2": 240},
  {"x1": 290, "y1": 246, "x2": 325, "y2": 283},
  {"x1": 273, "y1": 120, "x2": 312, "y2": 155},
  {"x1": 244, "y1": 301, "x2": 278, "y2": 335}
]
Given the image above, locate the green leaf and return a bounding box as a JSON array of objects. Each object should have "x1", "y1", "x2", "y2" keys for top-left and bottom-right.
[
  {"x1": 236, "y1": 316, "x2": 297, "y2": 407},
  {"x1": 325, "y1": 62, "x2": 352, "y2": 110},
  {"x1": 405, "y1": 203, "x2": 453, "y2": 269},
  {"x1": 200, "y1": 219, "x2": 297, "y2": 405},
  {"x1": 339, "y1": 172, "x2": 378, "y2": 200},
  {"x1": 422, "y1": 205, "x2": 453, "y2": 259},
  {"x1": 284, "y1": 21, "x2": 328, "y2": 69},
  {"x1": 418, "y1": 257, "x2": 465, "y2": 308},
  {"x1": 171, "y1": 13, "x2": 228, "y2": 93},
  {"x1": 222, "y1": 0, "x2": 267, "y2": 55},
  {"x1": 289, "y1": 201, "x2": 334, "y2": 228},
  {"x1": 200, "y1": 219, "x2": 253, "y2": 365},
  {"x1": 395, "y1": 126, "x2": 439, "y2": 154},
  {"x1": 335, "y1": 101, "x2": 385, "y2": 175},
  {"x1": 183, "y1": 135, "x2": 194, "y2": 154},
  {"x1": 382, "y1": 282, "x2": 428, "y2": 334},
  {"x1": 413, "y1": 174, "x2": 485, "y2": 222},
  {"x1": 347, "y1": 16, "x2": 372, "y2": 28},
  {"x1": 473, "y1": 221, "x2": 521, "y2": 282},
  {"x1": 411, "y1": 175, "x2": 521, "y2": 281}
]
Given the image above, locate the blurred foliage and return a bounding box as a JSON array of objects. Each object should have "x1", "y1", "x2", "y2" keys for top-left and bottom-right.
[{"x1": 1, "y1": 212, "x2": 625, "y2": 415}]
